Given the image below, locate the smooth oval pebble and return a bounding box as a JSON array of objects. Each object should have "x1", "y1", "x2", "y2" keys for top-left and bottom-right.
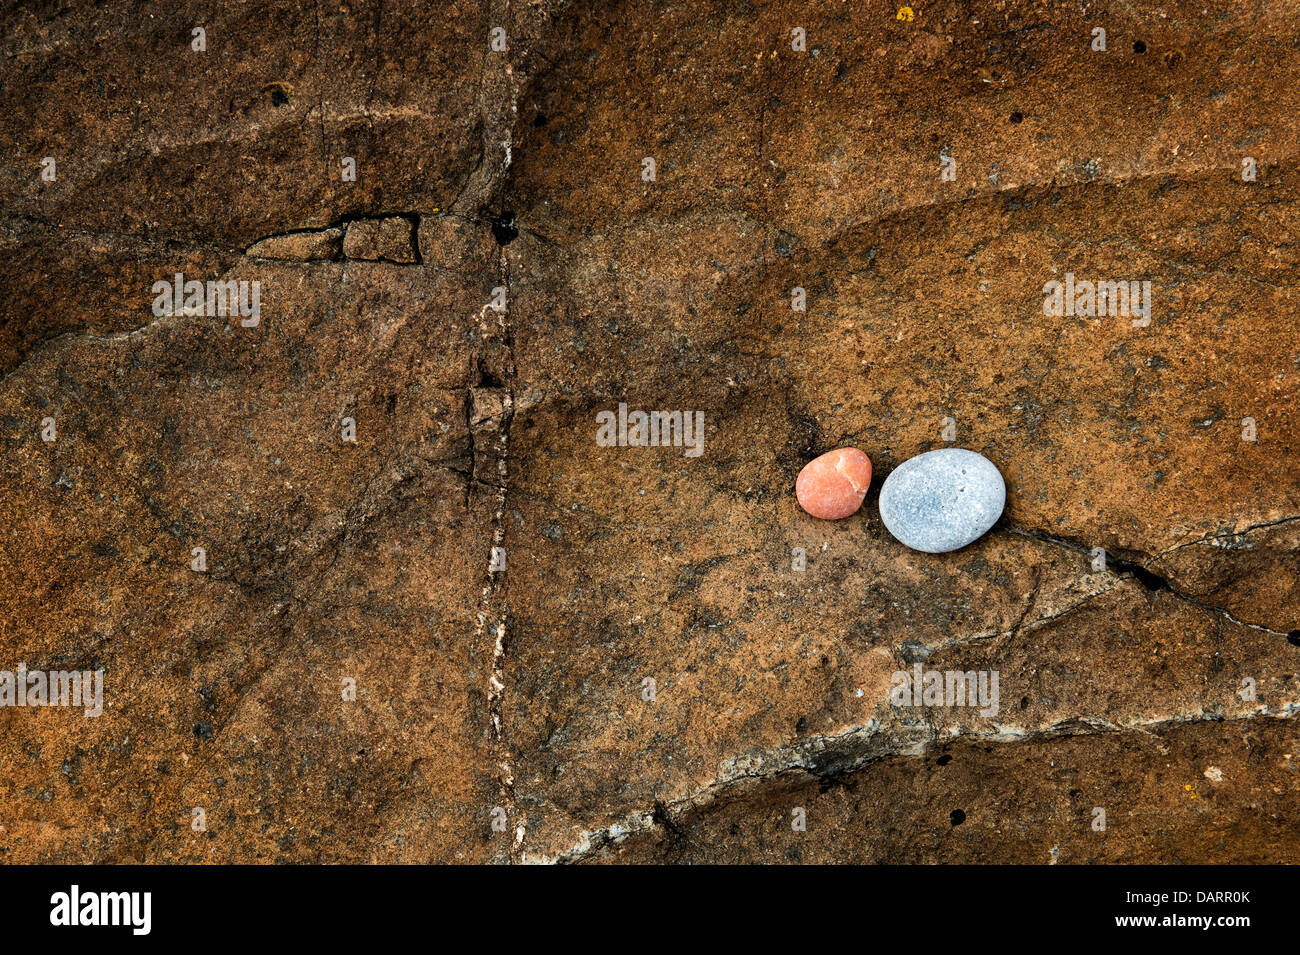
[
  {"x1": 796, "y1": 448, "x2": 872, "y2": 520},
  {"x1": 878, "y1": 448, "x2": 1005, "y2": 553}
]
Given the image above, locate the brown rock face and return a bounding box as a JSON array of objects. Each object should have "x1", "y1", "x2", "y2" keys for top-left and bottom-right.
[
  {"x1": 342, "y1": 218, "x2": 418, "y2": 263},
  {"x1": 0, "y1": 0, "x2": 1297, "y2": 865},
  {"x1": 247, "y1": 228, "x2": 342, "y2": 262}
]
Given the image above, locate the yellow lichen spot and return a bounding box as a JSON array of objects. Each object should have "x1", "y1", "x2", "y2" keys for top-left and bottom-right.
[{"x1": 896, "y1": 6, "x2": 915, "y2": 22}]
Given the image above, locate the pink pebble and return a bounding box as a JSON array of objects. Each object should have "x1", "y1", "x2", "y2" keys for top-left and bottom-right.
[{"x1": 796, "y1": 447, "x2": 872, "y2": 520}]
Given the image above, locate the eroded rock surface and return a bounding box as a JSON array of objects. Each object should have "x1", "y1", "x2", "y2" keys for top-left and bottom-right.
[{"x1": 0, "y1": 0, "x2": 1297, "y2": 863}]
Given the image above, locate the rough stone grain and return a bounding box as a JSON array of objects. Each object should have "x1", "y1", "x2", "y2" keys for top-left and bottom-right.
[
  {"x1": 247, "y1": 229, "x2": 342, "y2": 262},
  {"x1": 342, "y1": 218, "x2": 417, "y2": 263}
]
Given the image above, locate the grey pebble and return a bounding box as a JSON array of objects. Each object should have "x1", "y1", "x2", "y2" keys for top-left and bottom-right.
[{"x1": 879, "y1": 448, "x2": 1005, "y2": 553}]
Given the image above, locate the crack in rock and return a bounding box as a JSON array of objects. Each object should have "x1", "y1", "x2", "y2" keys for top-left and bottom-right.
[
  {"x1": 1002, "y1": 522, "x2": 1293, "y2": 636},
  {"x1": 537, "y1": 704, "x2": 1299, "y2": 865}
]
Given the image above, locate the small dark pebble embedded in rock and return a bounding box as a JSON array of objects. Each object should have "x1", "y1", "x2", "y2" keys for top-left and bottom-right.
[{"x1": 491, "y1": 212, "x2": 518, "y2": 245}]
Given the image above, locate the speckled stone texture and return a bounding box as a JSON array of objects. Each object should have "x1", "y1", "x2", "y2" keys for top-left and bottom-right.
[
  {"x1": 879, "y1": 448, "x2": 1005, "y2": 552},
  {"x1": 1, "y1": 0, "x2": 1299, "y2": 865}
]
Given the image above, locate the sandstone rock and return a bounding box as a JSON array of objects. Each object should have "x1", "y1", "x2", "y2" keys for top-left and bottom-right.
[
  {"x1": 419, "y1": 213, "x2": 498, "y2": 275},
  {"x1": 246, "y1": 228, "x2": 342, "y2": 261},
  {"x1": 342, "y1": 218, "x2": 417, "y2": 263},
  {"x1": 470, "y1": 387, "x2": 507, "y2": 432},
  {"x1": 1, "y1": 0, "x2": 1298, "y2": 866}
]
